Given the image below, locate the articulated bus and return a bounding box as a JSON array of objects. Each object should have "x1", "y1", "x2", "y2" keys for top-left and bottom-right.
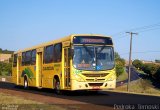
[{"x1": 12, "y1": 34, "x2": 116, "y2": 93}]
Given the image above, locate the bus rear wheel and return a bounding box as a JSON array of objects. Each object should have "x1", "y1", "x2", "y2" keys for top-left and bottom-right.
[{"x1": 24, "y1": 77, "x2": 28, "y2": 89}]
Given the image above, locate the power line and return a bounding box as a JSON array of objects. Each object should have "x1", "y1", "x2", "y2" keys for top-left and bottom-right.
[
  {"x1": 136, "y1": 27, "x2": 160, "y2": 33},
  {"x1": 127, "y1": 22, "x2": 160, "y2": 32},
  {"x1": 119, "y1": 50, "x2": 160, "y2": 55},
  {"x1": 112, "y1": 22, "x2": 160, "y2": 38}
]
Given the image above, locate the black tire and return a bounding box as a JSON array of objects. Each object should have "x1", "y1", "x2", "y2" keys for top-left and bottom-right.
[
  {"x1": 54, "y1": 79, "x2": 61, "y2": 94},
  {"x1": 24, "y1": 77, "x2": 28, "y2": 89}
]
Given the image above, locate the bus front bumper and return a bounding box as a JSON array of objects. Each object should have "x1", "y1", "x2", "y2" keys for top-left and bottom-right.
[{"x1": 71, "y1": 79, "x2": 116, "y2": 90}]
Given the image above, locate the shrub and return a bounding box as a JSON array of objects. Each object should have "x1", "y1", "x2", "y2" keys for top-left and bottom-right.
[
  {"x1": 132, "y1": 59, "x2": 143, "y2": 69},
  {"x1": 0, "y1": 62, "x2": 12, "y2": 76},
  {"x1": 153, "y1": 67, "x2": 160, "y2": 82},
  {"x1": 115, "y1": 52, "x2": 125, "y2": 76}
]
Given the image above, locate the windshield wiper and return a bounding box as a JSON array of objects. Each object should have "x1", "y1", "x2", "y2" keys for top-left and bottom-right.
[
  {"x1": 83, "y1": 44, "x2": 93, "y2": 57},
  {"x1": 97, "y1": 45, "x2": 106, "y2": 53}
]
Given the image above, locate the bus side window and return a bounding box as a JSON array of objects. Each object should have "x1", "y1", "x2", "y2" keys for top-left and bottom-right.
[
  {"x1": 25, "y1": 51, "x2": 32, "y2": 65},
  {"x1": 44, "y1": 45, "x2": 54, "y2": 64},
  {"x1": 22, "y1": 52, "x2": 26, "y2": 66},
  {"x1": 53, "y1": 43, "x2": 62, "y2": 62},
  {"x1": 13, "y1": 54, "x2": 17, "y2": 67},
  {"x1": 31, "y1": 49, "x2": 36, "y2": 65}
]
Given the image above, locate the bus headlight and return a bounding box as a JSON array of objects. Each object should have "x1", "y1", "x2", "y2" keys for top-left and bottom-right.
[
  {"x1": 74, "y1": 74, "x2": 84, "y2": 82},
  {"x1": 107, "y1": 75, "x2": 115, "y2": 81}
]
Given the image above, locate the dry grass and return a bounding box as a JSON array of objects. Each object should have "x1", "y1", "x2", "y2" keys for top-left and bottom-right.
[
  {"x1": 116, "y1": 71, "x2": 128, "y2": 82},
  {"x1": 116, "y1": 79, "x2": 160, "y2": 96},
  {"x1": 0, "y1": 92, "x2": 66, "y2": 110},
  {"x1": 0, "y1": 92, "x2": 42, "y2": 104},
  {"x1": 0, "y1": 75, "x2": 11, "y2": 82}
]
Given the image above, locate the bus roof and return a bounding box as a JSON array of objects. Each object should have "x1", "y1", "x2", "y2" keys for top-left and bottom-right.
[{"x1": 14, "y1": 34, "x2": 112, "y2": 54}]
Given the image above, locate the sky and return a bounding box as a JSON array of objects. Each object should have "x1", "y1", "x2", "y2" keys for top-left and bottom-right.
[{"x1": 0, "y1": 0, "x2": 160, "y2": 61}]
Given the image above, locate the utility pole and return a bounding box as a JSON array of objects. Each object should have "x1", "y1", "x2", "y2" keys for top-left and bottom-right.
[{"x1": 126, "y1": 32, "x2": 138, "y2": 92}]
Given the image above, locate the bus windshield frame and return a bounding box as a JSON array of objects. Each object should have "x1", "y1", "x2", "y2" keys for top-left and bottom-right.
[{"x1": 73, "y1": 45, "x2": 115, "y2": 71}]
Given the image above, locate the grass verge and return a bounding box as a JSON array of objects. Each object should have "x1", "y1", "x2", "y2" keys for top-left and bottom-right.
[
  {"x1": 115, "y1": 79, "x2": 160, "y2": 96},
  {"x1": 116, "y1": 71, "x2": 128, "y2": 82},
  {"x1": 0, "y1": 92, "x2": 67, "y2": 110},
  {"x1": 0, "y1": 75, "x2": 11, "y2": 82}
]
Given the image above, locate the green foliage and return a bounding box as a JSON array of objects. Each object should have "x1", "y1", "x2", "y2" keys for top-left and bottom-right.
[
  {"x1": 116, "y1": 63, "x2": 124, "y2": 76},
  {"x1": 153, "y1": 67, "x2": 160, "y2": 82},
  {"x1": 115, "y1": 52, "x2": 125, "y2": 76},
  {"x1": 132, "y1": 59, "x2": 143, "y2": 69},
  {"x1": 133, "y1": 59, "x2": 160, "y2": 82},
  {"x1": 0, "y1": 48, "x2": 14, "y2": 54},
  {"x1": 115, "y1": 52, "x2": 120, "y2": 59},
  {"x1": 142, "y1": 63, "x2": 159, "y2": 76},
  {"x1": 155, "y1": 59, "x2": 160, "y2": 63},
  {"x1": 0, "y1": 62, "x2": 12, "y2": 76}
]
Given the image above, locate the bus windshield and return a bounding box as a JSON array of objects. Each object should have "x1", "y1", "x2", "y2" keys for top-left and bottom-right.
[{"x1": 73, "y1": 46, "x2": 114, "y2": 70}]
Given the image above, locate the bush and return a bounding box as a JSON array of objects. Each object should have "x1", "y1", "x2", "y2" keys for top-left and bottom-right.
[
  {"x1": 153, "y1": 67, "x2": 160, "y2": 82},
  {"x1": 132, "y1": 59, "x2": 143, "y2": 69},
  {"x1": 116, "y1": 63, "x2": 124, "y2": 76},
  {"x1": 142, "y1": 63, "x2": 159, "y2": 76},
  {"x1": 115, "y1": 52, "x2": 125, "y2": 76},
  {"x1": 0, "y1": 62, "x2": 12, "y2": 76}
]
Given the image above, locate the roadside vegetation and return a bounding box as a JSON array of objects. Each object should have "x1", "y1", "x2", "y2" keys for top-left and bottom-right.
[
  {"x1": 132, "y1": 59, "x2": 160, "y2": 82},
  {"x1": 0, "y1": 48, "x2": 14, "y2": 54},
  {"x1": 0, "y1": 92, "x2": 42, "y2": 104},
  {"x1": 0, "y1": 48, "x2": 13, "y2": 76},
  {"x1": 115, "y1": 52, "x2": 128, "y2": 81},
  {"x1": 114, "y1": 59, "x2": 160, "y2": 95},
  {"x1": 116, "y1": 79, "x2": 160, "y2": 96},
  {"x1": 0, "y1": 62, "x2": 12, "y2": 76}
]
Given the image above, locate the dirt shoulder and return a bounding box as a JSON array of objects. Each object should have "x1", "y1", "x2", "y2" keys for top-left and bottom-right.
[{"x1": 0, "y1": 81, "x2": 114, "y2": 110}]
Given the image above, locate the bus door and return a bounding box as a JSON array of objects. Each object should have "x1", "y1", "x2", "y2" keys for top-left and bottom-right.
[
  {"x1": 36, "y1": 51, "x2": 43, "y2": 87},
  {"x1": 17, "y1": 55, "x2": 21, "y2": 85},
  {"x1": 63, "y1": 41, "x2": 71, "y2": 89}
]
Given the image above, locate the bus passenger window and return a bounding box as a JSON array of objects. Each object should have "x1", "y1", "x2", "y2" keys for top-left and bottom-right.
[
  {"x1": 22, "y1": 52, "x2": 26, "y2": 66},
  {"x1": 31, "y1": 49, "x2": 36, "y2": 65},
  {"x1": 44, "y1": 45, "x2": 54, "y2": 64},
  {"x1": 13, "y1": 54, "x2": 17, "y2": 67},
  {"x1": 25, "y1": 51, "x2": 32, "y2": 65},
  {"x1": 54, "y1": 43, "x2": 62, "y2": 62}
]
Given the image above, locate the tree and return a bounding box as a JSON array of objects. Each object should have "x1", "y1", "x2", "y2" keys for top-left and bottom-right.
[
  {"x1": 154, "y1": 67, "x2": 160, "y2": 82},
  {"x1": 155, "y1": 60, "x2": 160, "y2": 63},
  {"x1": 115, "y1": 52, "x2": 120, "y2": 59},
  {"x1": 142, "y1": 63, "x2": 159, "y2": 76},
  {"x1": 0, "y1": 48, "x2": 14, "y2": 54},
  {"x1": 116, "y1": 60, "x2": 125, "y2": 76},
  {"x1": 0, "y1": 62, "x2": 12, "y2": 76},
  {"x1": 0, "y1": 48, "x2": 2, "y2": 53},
  {"x1": 132, "y1": 59, "x2": 143, "y2": 69},
  {"x1": 115, "y1": 52, "x2": 125, "y2": 76}
]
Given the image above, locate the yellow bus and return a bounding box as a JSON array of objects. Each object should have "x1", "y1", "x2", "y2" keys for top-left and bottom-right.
[{"x1": 12, "y1": 34, "x2": 116, "y2": 94}]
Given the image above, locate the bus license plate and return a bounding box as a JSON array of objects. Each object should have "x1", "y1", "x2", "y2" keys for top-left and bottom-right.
[{"x1": 92, "y1": 86, "x2": 100, "y2": 89}]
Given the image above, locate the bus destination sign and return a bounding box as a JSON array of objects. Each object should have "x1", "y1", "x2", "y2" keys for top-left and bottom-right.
[
  {"x1": 73, "y1": 36, "x2": 113, "y2": 45},
  {"x1": 81, "y1": 38, "x2": 105, "y2": 44}
]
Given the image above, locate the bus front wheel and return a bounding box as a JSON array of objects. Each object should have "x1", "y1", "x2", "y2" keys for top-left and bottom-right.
[{"x1": 54, "y1": 79, "x2": 61, "y2": 94}]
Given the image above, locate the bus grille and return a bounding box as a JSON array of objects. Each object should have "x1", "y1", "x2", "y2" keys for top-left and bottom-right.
[
  {"x1": 82, "y1": 73, "x2": 109, "y2": 77},
  {"x1": 86, "y1": 79, "x2": 105, "y2": 82},
  {"x1": 88, "y1": 83, "x2": 103, "y2": 87}
]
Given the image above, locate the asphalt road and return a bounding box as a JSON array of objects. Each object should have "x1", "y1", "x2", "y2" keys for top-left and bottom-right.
[
  {"x1": 117, "y1": 66, "x2": 140, "y2": 86},
  {"x1": 0, "y1": 81, "x2": 160, "y2": 110}
]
